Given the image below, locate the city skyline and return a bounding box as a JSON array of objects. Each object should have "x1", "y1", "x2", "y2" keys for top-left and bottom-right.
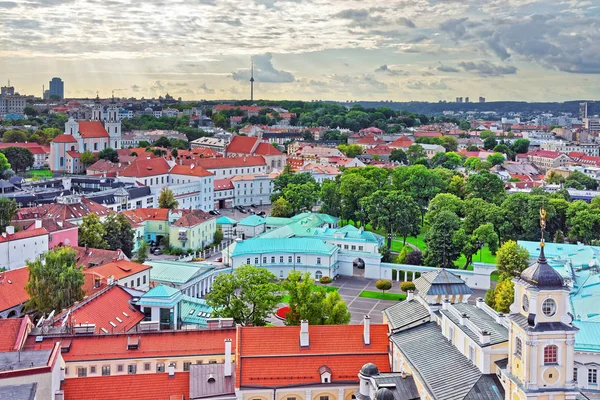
[{"x1": 0, "y1": 0, "x2": 599, "y2": 102}]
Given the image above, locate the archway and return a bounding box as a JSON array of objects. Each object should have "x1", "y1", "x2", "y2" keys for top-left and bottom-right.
[{"x1": 353, "y1": 258, "x2": 365, "y2": 276}]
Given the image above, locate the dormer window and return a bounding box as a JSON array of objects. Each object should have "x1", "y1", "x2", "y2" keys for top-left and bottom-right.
[{"x1": 319, "y1": 365, "x2": 332, "y2": 384}]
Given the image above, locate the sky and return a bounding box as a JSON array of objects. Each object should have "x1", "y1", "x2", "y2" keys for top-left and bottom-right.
[{"x1": 0, "y1": 0, "x2": 599, "y2": 102}]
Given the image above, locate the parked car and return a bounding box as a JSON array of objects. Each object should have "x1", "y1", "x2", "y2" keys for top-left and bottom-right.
[
  {"x1": 216, "y1": 257, "x2": 223, "y2": 262},
  {"x1": 239, "y1": 208, "x2": 248, "y2": 214},
  {"x1": 249, "y1": 208, "x2": 255, "y2": 214},
  {"x1": 214, "y1": 209, "x2": 221, "y2": 215},
  {"x1": 251, "y1": 204, "x2": 258, "y2": 208},
  {"x1": 257, "y1": 211, "x2": 266, "y2": 216},
  {"x1": 209, "y1": 210, "x2": 218, "y2": 215},
  {"x1": 153, "y1": 248, "x2": 163, "y2": 255}
]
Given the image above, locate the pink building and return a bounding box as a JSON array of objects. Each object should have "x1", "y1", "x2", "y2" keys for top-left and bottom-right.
[{"x1": 14, "y1": 218, "x2": 79, "y2": 248}]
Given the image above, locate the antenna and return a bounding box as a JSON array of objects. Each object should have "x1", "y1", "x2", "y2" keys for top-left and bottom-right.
[{"x1": 250, "y1": 57, "x2": 255, "y2": 102}]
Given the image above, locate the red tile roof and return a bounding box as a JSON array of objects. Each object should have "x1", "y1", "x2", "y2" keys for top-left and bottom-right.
[
  {"x1": 194, "y1": 156, "x2": 266, "y2": 169},
  {"x1": 356, "y1": 135, "x2": 381, "y2": 145},
  {"x1": 121, "y1": 208, "x2": 169, "y2": 225},
  {"x1": 69, "y1": 245, "x2": 129, "y2": 268},
  {"x1": 120, "y1": 157, "x2": 171, "y2": 177},
  {"x1": 66, "y1": 151, "x2": 80, "y2": 158},
  {"x1": 527, "y1": 150, "x2": 564, "y2": 159},
  {"x1": 359, "y1": 127, "x2": 384, "y2": 135},
  {"x1": 0, "y1": 227, "x2": 48, "y2": 243},
  {"x1": 78, "y1": 121, "x2": 109, "y2": 138},
  {"x1": 0, "y1": 317, "x2": 29, "y2": 352},
  {"x1": 87, "y1": 159, "x2": 130, "y2": 175},
  {"x1": 52, "y1": 285, "x2": 144, "y2": 334},
  {"x1": 254, "y1": 142, "x2": 282, "y2": 156},
  {"x1": 170, "y1": 164, "x2": 214, "y2": 177},
  {"x1": 237, "y1": 324, "x2": 390, "y2": 387},
  {"x1": 0, "y1": 268, "x2": 30, "y2": 312},
  {"x1": 415, "y1": 131, "x2": 442, "y2": 138},
  {"x1": 12, "y1": 218, "x2": 77, "y2": 234},
  {"x1": 365, "y1": 145, "x2": 392, "y2": 155},
  {"x1": 86, "y1": 260, "x2": 151, "y2": 281},
  {"x1": 63, "y1": 373, "x2": 190, "y2": 400},
  {"x1": 172, "y1": 209, "x2": 216, "y2": 228},
  {"x1": 16, "y1": 197, "x2": 113, "y2": 222},
  {"x1": 52, "y1": 134, "x2": 78, "y2": 143},
  {"x1": 214, "y1": 179, "x2": 234, "y2": 191},
  {"x1": 26, "y1": 329, "x2": 236, "y2": 362},
  {"x1": 227, "y1": 136, "x2": 259, "y2": 154},
  {"x1": 388, "y1": 136, "x2": 414, "y2": 148}
]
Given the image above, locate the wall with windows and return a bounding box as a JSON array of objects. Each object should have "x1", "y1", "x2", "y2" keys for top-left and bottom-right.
[
  {"x1": 116, "y1": 270, "x2": 150, "y2": 291},
  {"x1": 169, "y1": 219, "x2": 216, "y2": 250},
  {"x1": 232, "y1": 251, "x2": 337, "y2": 280},
  {"x1": 241, "y1": 386, "x2": 357, "y2": 400}
]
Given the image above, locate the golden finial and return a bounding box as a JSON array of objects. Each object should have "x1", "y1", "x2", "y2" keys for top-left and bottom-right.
[{"x1": 540, "y1": 204, "x2": 546, "y2": 247}]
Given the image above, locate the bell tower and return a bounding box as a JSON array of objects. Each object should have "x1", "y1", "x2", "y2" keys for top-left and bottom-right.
[
  {"x1": 91, "y1": 92, "x2": 103, "y2": 121},
  {"x1": 105, "y1": 91, "x2": 122, "y2": 149},
  {"x1": 506, "y1": 206, "x2": 578, "y2": 400}
]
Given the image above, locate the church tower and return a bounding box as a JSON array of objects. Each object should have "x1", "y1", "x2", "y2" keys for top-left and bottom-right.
[
  {"x1": 105, "y1": 92, "x2": 122, "y2": 149},
  {"x1": 506, "y1": 207, "x2": 578, "y2": 400},
  {"x1": 91, "y1": 93, "x2": 103, "y2": 121}
]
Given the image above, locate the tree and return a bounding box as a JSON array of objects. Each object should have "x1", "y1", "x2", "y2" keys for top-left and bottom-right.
[
  {"x1": 282, "y1": 181, "x2": 319, "y2": 214},
  {"x1": 79, "y1": 213, "x2": 108, "y2": 249},
  {"x1": 494, "y1": 280, "x2": 514, "y2": 313},
  {"x1": 281, "y1": 271, "x2": 326, "y2": 325},
  {"x1": 447, "y1": 175, "x2": 466, "y2": 199},
  {"x1": 375, "y1": 279, "x2": 392, "y2": 294},
  {"x1": 213, "y1": 229, "x2": 224, "y2": 245},
  {"x1": 98, "y1": 147, "x2": 119, "y2": 163},
  {"x1": 25, "y1": 247, "x2": 85, "y2": 313},
  {"x1": 103, "y1": 214, "x2": 122, "y2": 251},
  {"x1": 390, "y1": 149, "x2": 408, "y2": 164},
  {"x1": 567, "y1": 171, "x2": 598, "y2": 190},
  {"x1": 116, "y1": 214, "x2": 135, "y2": 257},
  {"x1": 321, "y1": 291, "x2": 351, "y2": 325},
  {"x1": 0, "y1": 153, "x2": 10, "y2": 173},
  {"x1": 393, "y1": 165, "x2": 444, "y2": 224},
  {"x1": 206, "y1": 265, "x2": 281, "y2": 326},
  {"x1": 158, "y1": 187, "x2": 179, "y2": 209},
  {"x1": 138, "y1": 140, "x2": 151, "y2": 148},
  {"x1": 339, "y1": 173, "x2": 376, "y2": 224},
  {"x1": 511, "y1": 139, "x2": 530, "y2": 154},
  {"x1": 271, "y1": 197, "x2": 294, "y2": 217},
  {"x1": 406, "y1": 144, "x2": 426, "y2": 164},
  {"x1": 400, "y1": 281, "x2": 416, "y2": 292},
  {"x1": 426, "y1": 193, "x2": 463, "y2": 223},
  {"x1": 466, "y1": 171, "x2": 505, "y2": 204},
  {"x1": 24, "y1": 106, "x2": 38, "y2": 117},
  {"x1": 136, "y1": 241, "x2": 149, "y2": 263},
  {"x1": 80, "y1": 151, "x2": 96, "y2": 167},
  {"x1": 2, "y1": 130, "x2": 28, "y2": 143},
  {"x1": 338, "y1": 144, "x2": 363, "y2": 158},
  {"x1": 496, "y1": 240, "x2": 530, "y2": 281},
  {"x1": 0, "y1": 147, "x2": 34, "y2": 172},
  {"x1": 0, "y1": 198, "x2": 17, "y2": 233},
  {"x1": 361, "y1": 190, "x2": 420, "y2": 247},
  {"x1": 484, "y1": 286, "x2": 496, "y2": 309},
  {"x1": 424, "y1": 210, "x2": 463, "y2": 268},
  {"x1": 406, "y1": 250, "x2": 423, "y2": 265},
  {"x1": 458, "y1": 223, "x2": 499, "y2": 268},
  {"x1": 319, "y1": 179, "x2": 341, "y2": 217},
  {"x1": 2, "y1": 168, "x2": 14, "y2": 179},
  {"x1": 554, "y1": 229, "x2": 565, "y2": 243},
  {"x1": 154, "y1": 136, "x2": 171, "y2": 148},
  {"x1": 483, "y1": 136, "x2": 497, "y2": 150},
  {"x1": 487, "y1": 152, "x2": 505, "y2": 166}
]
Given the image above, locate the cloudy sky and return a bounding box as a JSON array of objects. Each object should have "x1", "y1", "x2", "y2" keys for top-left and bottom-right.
[{"x1": 0, "y1": 0, "x2": 599, "y2": 101}]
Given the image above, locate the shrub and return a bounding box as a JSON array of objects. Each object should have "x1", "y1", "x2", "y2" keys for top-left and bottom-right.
[
  {"x1": 405, "y1": 250, "x2": 423, "y2": 265},
  {"x1": 320, "y1": 276, "x2": 333, "y2": 284},
  {"x1": 397, "y1": 246, "x2": 408, "y2": 264},
  {"x1": 400, "y1": 281, "x2": 416, "y2": 292},
  {"x1": 376, "y1": 279, "x2": 392, "y2": 293}
]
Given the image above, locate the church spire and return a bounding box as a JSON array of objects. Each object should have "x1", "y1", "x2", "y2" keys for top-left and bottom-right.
[
  {"x1": 539, "y1": 204, "x2": 547, "y2": 263},
  {"x1": 250, "y1": 58, "x2": 255, "y2": 102}
]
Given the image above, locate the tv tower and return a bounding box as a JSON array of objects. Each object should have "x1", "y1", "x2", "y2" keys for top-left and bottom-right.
[{"x1": 250, "y1": 58, "x2": 255, "y2": 102}]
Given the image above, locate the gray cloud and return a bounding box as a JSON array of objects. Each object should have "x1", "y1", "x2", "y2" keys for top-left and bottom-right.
[
  {"x1": 398, "y1": 17, "x2": 416, "y2": 28},
  {"x1": 334, "y1": 8, "x2": 385, "y2": 28},
  {"x1": 0, "y1": 2, "x2": 17, "y2": 8},
  {"x1": 375, "y1": 64, "x2": 407, "y2": 76},
  {"x1": 214, "y1": 18, "x2": 242, "y2": 27},
  {"x1": 199, "y1": 83, "x2": 215, "y2": 94},
  {"x1": 406, "y1": 80, "x2": 449, "y2": 90},
  {"x1": 232, "y1": 53, "x2": 295, "y2": 83},
  {"x1": 436, "y1": 63, "x2": 459, "y2": 73},
  {"x1": 459, "y1": 61, "x2": 517, "y2": 76}
]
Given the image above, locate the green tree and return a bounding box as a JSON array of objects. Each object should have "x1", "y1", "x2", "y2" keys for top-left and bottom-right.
[
  {"x1": 213, "y1": 229, "x2": 224, "y2": 245},
  {"x1": 426, "y1": 193, "x2": 463, "y2": 223},
  {"x1": 339, "y1": 173, "x2": 376, "y2": 224},
  {"x1": 116, "y1": 213, "x2": 135, "y2": 257},
  {"x1": 484, "y1": 286, "x2": 496, "y2": 309},
  {"x1": 466, "y1": 171, "x2": 505, "y2": 204},
  {"x1": 0, "y1": 147, "x2": 34, "y2": 172},
  {"x1": 212, "y1": 113, "x2": 229, "y2": 129},
  {"x1": 206, "y1": 265, "x2": 281, "y2": 326},
  {"x1": 494, "y1": 280, "x2": 514, "y2": 313},
  {"x1": 464, "y1": 156, "x2": 482, "y2": 172},
  {"x1": 154, "y1": 136, "x2": 171, "y2": 148},
  {"x1": 2, "y1": 130, "x2": 28, "y2": 143},
  {"x1": 567, "y1": 170, "x2": 598, "y2": 190},
  {"x1": 393, "y1": 165, "x2": 444, "y2": 224},
  {"x1": 487, "y1": 152, "x2": 505, "y2": 166},
  {"x1": 400, "y1": 281, "x2": 416, "y2": 292},
  {"x1": 98, "y1": 147, "x2": 119, "y2": 162},
  {"x1": 0, "y1": 153, "x2": 10, "y2": 172},
  {"x1": 406, "y1": 144, "x2": 426, "y2": 164},
  {"x1": 458, "y1": 223, "x2": 499, "y2": 268},
  {"x1": 158, "y1": 187, "x2": 179, "y2": 209},
  {"x1": 25, "y1": 247, "x2": 85, "y2": 313},
  {"x1": 0, "y1": 198, "x2": 18, "y2": 233},
  {"x1": 80, "y1": 151, "x2": 96, "y2": 167},
  {"x1": 24, "y1": 106, "x2": 38, "y2": 117},
  {"x1": 390, "y1": 148, "x2": 408, "y2": 164},
  {"x1": 79, "y1": 213, "x2": 108, "y2": 249},
  {"x1": 511, "y1": 139, "x2": 530, "y2": 154},
  {"x1": 281, "y1": 271, "x2": 326, "y2": 325},
  {"x1": 136, "y1": 241, "x2": 149, "y2": 263},
  {"x1": 282, "y1": 181, "x2": 319, "y2": 214},
  {"x1": 496, "y1": 240, "x2": 530, "y2": 281},
  {"x1": 321, "y1": 291, "x2": 351, "y2": 325},
  {"x1": 447, "y1": 175, "x2": 466, "y2": 199},
  {"x1": 424, "y1": 210, "x2": 462, "y2": 268},
  {"x1": 337, "y1": 144, "x2": 363, "y2": 158},
  {"x1": 319, "y1": 179, "x2": 341, "y2": 217},
  {"x1": 271, "y1": 197, "x2": 294, "y2": 217},
  {"x1": 483, "y1": 136, "x2": 497, "y2": 150},
  {"x1": 103, "y1": 214, "x2": 122, "y2": 251},
  {"x1": 375, "y1": 279, "x2": 392, "y2": 294},
  {"x1": 361, "y1": 190, "x2": 420, "y2": 247},
  {"x1": 554, "y1": 229, "x2": 565, "y2": 243}
]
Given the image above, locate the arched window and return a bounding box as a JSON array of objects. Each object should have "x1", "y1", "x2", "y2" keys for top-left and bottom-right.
[
  {"x1": 315, "y1": 271, "x2": 323, "y2": 280},
  {"x1": 59, "y1": 156, "x2": 64, "y2": 166},
  {"x1": 515, "y1": 337, "x2": 522, "y2": 359},
  {"x1": 544, "y1": 345, "x2": 558, "y2": 365}
]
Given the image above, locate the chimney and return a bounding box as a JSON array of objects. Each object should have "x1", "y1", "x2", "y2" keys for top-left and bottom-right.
[
  {"x1": 363, "y1": 315, "x2": 371, "y2": 345},
  {"x1": 442, "y1": 299, "x2": 450, "y2": 310},
  {"x1": 224, "y1": 339, "x2": 232, "y2": 377},
  {"x1": 495, "y1": 312, "x2": 504, "y2": 325},
  {"x1": 460, "y1": 313, "x2": 469, "y2": 326},
  {"x1": 300, "y1": 320, "x2": 309, "y2": 347},
  {"x1": 476, "y1": 297, "x2": 485, "y2": 309},
  {"x1": 57, "y1": 221, "x2": 63, "y2": 228},
  {"x1": 480, "y1": 331, "x2": 491, "y2": 345},
  {"x1": 34, "y1": 219, "x2": 42, "y2": 229},
  {"x1": 168, "y1": 362, "x2": 175, "y2": 376},
  {"x1": 407, "y1": 290, "x2": 414, "y2": 301},
  {"x1": 5, "y1": 226, "x2": 14, "y2": 235}
]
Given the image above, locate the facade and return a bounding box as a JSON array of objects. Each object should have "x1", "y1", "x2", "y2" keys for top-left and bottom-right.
[
  {"x1": 231, "y1": 174, "x2": 274, "y2": 206},
  {"x1": 236, "y1": 215, "x2": 266, "y2": 238},
  {"x1": 194, "y1": 156, "x2": 268, "y2": 179},
  {"x1": 0, "y1": 225, "x2": 48, "y2": 271},
  {"x1": 214, "y1": 178, "x2": 235, "y2": 209},
  {"x1": 525, "y1": 150, "x2": 573, "y2": 171},
  {"x1": 145, "y1": 260, "x2": 217, "y2": 298},
  {"x1": 168, "y1": 209, "x2": 217, "y2": 250},
  {"x1": 540, "y1": 141, "x2": 600, "y2": 157},
  {"x1": 49, "y1": 77, "x2": 64, "y2": 99}
]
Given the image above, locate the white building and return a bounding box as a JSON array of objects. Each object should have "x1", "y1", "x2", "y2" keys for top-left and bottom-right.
[
  {"x1": 231, "y1": 174, "x2": 273, "y2": 206},
  {"x1": 0, "y1": 223, "x2": 48, "y2": 271}
]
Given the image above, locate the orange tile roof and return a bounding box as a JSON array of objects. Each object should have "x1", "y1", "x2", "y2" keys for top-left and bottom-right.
[
  {"x1": 389, "y1": 136, "x2": 413, "y2": 148},
  {"x1": 0, "y1": 268, "x2": 30, "y2": 312},
  {"x1": 0, "y1": 227, "x2": 48, "y2": 243},
  {"x1": 69, "y1": 245, "x2": 129, "y2": 268},
  {"x1": 78, "y1": 121, "x2": 109, "y2": 138},
  {"x1": 86, "y1": 260, "x2": 151, "y2": 281},
  {"x1": 26, "y1": 329, "x2": 236, "y2": 362},
  {"x1": 415, "y1": 131, "x2": 442, "y2": 138},
  {"x1": 121, "y1": 208, "x2": 169, "y2": 225},
  {"x1": 12, "y1": 218, "x2": 77, "y2": 234},
  {"x1": 227, "y1": 135, "x2": 259, "y2": 154},
  {"x1": 172, "y1": 209, "x2": 216, "y2": 227},
  {"x1": 214, "y1": 179, "x2": 234, "y2": 191},
  {"x1": 120, "y1": 157, "x2": 171, "y2": 177},
  {"x1": 254, "y1": 142, "x2": 282, "y2": 156},
  {"x1": 66, "y1": 151, "x2": 80, "y2": 158},
  {"x1": 194, "y1": 156, "x2": 266, "y2": 169},
  {"x1": 237, "y1": 324, "x2": 390, "y2": 387},
  {"x1": 356, "y1": 135, "x2": 381, "y2": 145},
  {"x1": 0, "y1": 318, "x2": 27, "y2": 352},
  {"x1": 52, "y1": 285, "x2": 144, "y2": 334},
  {"x1": 170, "y1": 164, "x2": 214, "y2": 177},
  {"x1": 52, "y1": 134, "x2": 78, "y2": 143},
  {"x1": 63, "y1": 373, "x2": 190, "y2": 400}
]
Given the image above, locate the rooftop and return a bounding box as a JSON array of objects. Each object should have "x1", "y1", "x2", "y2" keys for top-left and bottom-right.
[
  {"x1": 440, "y1": 303, "x2": 508, "y2": 347},
  {"x1": 78, "y1": 121, "x2": 109, "y2": 138},
  {"x1": 0, "y1": 268, "x2": 30, "y2": 312},
  {"x1": 120, "y1": 157, "x2": 171, "y2": 178},
  {"x1": 414, "y1": 269, "x2": 474, "y2": 297},
  {"x1": 383, "y1": 299, "x2": 430, "y2": 333},
  {"x1": 86, "y1": 260, "x2": 151, "y2": 281},
  {"x1": 146, "y1": 260, "x2": 214, "y2": 284},
  {"x1": 238, "y1": 215, "x2": 266, "y2": 227},
  {"x1": 0, "y1": 349, "x2": 53, "y2": 373},
  {"x1": 232, "y1": 238, "x2": 338, "y2": 257},
  {"x1": 172, "y1": 209, "x2": 215, "y2": 228},
  {"x1": 0, "y1": 383, "x2": 37, "y2": 400}
]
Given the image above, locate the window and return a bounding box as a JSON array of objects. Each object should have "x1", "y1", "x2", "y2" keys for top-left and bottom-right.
[
  {"x1": 77, "y1": 367, "x2": 87, "y2": 377},
  {"x1": 542, "y1": 298, "x2": 557, "y2": 317},
  {"x1": 522, "y1": 294, "x2": 529, "y2": 312},
  {"x1": 320, "y1": 396, "x2": 329, "y2": 400},
  {"x1": 271, "y1": 256, "x2": 275, "y2": 263},
  {"x1": 544, "y1": 345, "x2": 558, "y2": 365},
  {"x1": 316, "y1": 257, "x2": 321, "y2": 265},
  {"x1": 184, "y1": 362, "x2": 191, "y2": 372},
  {"x1": 351, "y1": 245, "x2": 356, "y2": 250},
  {"x1": 144, "y1": 363, "x2": 151, "y2": 371},
  {"x1": 574, "y1": 367, "x2": 578, "y2": 383},
  {"x1": 130, "y1": 280, "x2": 134, "y2": 287},
  {"x1": 449, "y1": 327, "x2": 454, "y2": 344},
  {"x1": 157, "y1": 363, "x2": 165, "y2": 372},
  {"x1": 589, "y1": 369, "x2": 597, "y2": 384},
  {"x1": 359, "y1": 246, "x2": 363, "y2": 251},
  {"x1": 208, "y1": 360, "x2": 217, "y2": 364},
  {"x1": 247, "y1": 258, "x2": 251, "y2": 265},
  {"x1": 287, "y1": 397, "x2": 296, "y2": 400},
  {"x1": 128, "y1": 364, "x2": 137, "y2": 374},
  {"x1": 344, "y1": 245, "x2": 348, "y2": 249},
  {"x1": 263, "y1": 257, "x2": 267, "y2": 263},
  {"x1": 280, "y1": 256, "x2": 284, "y2": 263},
  {"x1": 102, "y1": 366, "x2": 110, "y2": 376},
  {"x1": 117, "y1": 365, "x2": 124, "y2": 372},
  {"x1": 288, "y1": 256, "x2": 293, "y2": 263},
  {"x1": 315, "y1": 271, "x2": 323, "y2": 280},
  {"x1": 255, "y1": 257, "x2": 259, "y2": 264},
  {"x1": 143, "y1": 275, "x2": 147, "y2": 284},
  {"x1": 297, "y1": 256, "x2": 301, "y2": 263},
  {"x1": 137, "y1": 277, "x2": 140, "y2": 287},
  {"x1": 468, "y1": 345, "x2": 475, "y2": 364},
  {"x1": 515, "y1": 337, "x2": 522, "y2": 359},
  {"x1": 90, "y1": 366, "x2": 96, "y2": 374}
]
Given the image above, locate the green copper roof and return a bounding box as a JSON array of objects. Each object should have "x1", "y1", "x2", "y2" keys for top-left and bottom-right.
[
  {"x1": 146, "y1": 260, "x2": 214, "y2": 284},
  {"x1": 141, "y1": 285, "x2": 180, "y2": 298},
  {"x1": 264, "y1": 216, "x2": 293, "y2": 226},
  {"x1": 180, "y1": 295, "x2": 213, "y2": 327},
  {"x1": 216, "y1": 216, "x2": 238, "y2": 225},
  {"x1": 238, "y1": 215, "x2": 266, "y2": 227},
  {"x1": 232, "y1": 238, "x2": 337, "y2": 256}
]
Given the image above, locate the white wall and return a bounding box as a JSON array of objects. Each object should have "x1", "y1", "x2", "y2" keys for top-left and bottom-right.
[{"x1": 0, "y1": 233, "x2": 49, "y2": 270}]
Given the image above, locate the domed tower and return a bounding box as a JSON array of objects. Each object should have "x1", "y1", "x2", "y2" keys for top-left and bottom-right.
[
  {"x1": 105, "y1": 92, "x2": 121, "y2": 149},
  {"x1": 506, "y1": 206, "x2": 578, "y2": 399},
  {"x1": 91, "y1": 93, "x2": 103, "y2": 121},
  {"x1": 374, "y1": 388, "x2": 395, "y2": 400},
  {"x1": 358, "y1": 363, "x2": 380, "y2": 398}
]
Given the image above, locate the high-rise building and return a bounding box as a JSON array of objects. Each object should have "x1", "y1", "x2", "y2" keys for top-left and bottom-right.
[
  {"x1": 465, "y1": 97, "x2": 470, "y2": 103},
  {"x1": 49, "y1": 77, "x2": 64, "y2": 99},
  {"x1": 1, "y1": 81, "x2": 14, "y2": 96},
  {"x1": 456, "y1": 97, "x2": 463, "y2": 103},
  {"x1": 479, "y1": 97, "x2": 485, "y2": 103},
  {"x1": 580, "y1": 102, "x2": 589, "y2": 120}
]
